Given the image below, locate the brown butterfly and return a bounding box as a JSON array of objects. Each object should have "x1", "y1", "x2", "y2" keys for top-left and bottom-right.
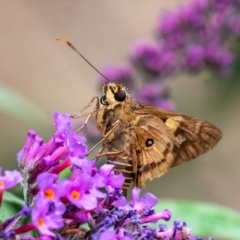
[
  {"x1": 73, "y1": 82, "x2": 222, "y2": 197},
  {"x1": 58, "y1": 39, "x2": 222, "y2": 197}
]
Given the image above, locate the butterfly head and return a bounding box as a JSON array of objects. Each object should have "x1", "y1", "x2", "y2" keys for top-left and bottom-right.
[{"x1": 100, "y1": 82, "x2": 129, "y2": 106}]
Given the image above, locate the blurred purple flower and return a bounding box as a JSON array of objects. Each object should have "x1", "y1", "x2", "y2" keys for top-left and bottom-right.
[
  {"x1": 135, "y1": 83, "x2": 175, "y2": 110},
  {"x1": 98, "y1": 64, "x2": 134, "y2": 88},
  {"x1": 185, "y1": 44, "x2": 205, "y2": 70},
  {"x1": 155, "y1": 0, "x2": 239, "y2": 78},
  {"x1": 0, "y1": 169, "x2": 22, "y2": 205},
  {"x1": 130, "y1": 41, "x2": 162, "y2": 74},
  {"x1": 129, "y1": 41, "x2": 177, "y2": 77},
  {"x1": 0, "y1": 168, "x2": 22, "y2": 191},
  {"x1": 205, "y1": 41, "x2": 234, "y2": 77}
]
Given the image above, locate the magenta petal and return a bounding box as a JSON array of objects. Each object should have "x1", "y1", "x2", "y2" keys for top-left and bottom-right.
[
  {"x1": 99, "y1": 229, "x2": 116, "y2": 240},
  {"x1": 130, "y1": 188, "x2": 140, "y2": 206},
  {"x1": 80, "y1": 194, "x2": 97, "y2": 210},
  {"x1": 90, "y1": 188, "x2": 106, "y2": 199},
  {"x1": 1, "y1": 170, "x2": 23, "y2": 189},
  {"x1": 36, "y1": 173, "x2": 58, "y2": 190},
  {"x1": 54, "y1": 112, "x2": 71, "y2": 133},
  {"x1": 141, "y1": 209, "x2": 172, "y2": 223},
  {"x1": 108, "y1": 173, "x2": 124, "y2": 188},
  {"x1": 112, "y1": 196, "x2": 127, "y2": 207},
  {"x1": 100, "y1": 164, "x2": 115, "y2": 174},
  {"x1": 130, "y1": 188, "x2": 158, "y2": 213}
]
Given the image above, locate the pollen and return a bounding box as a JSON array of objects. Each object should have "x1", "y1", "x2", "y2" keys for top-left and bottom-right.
[
  {"x1": 44, "y1": 189, "x2": 55, "y2": 199},
  {"x1": 71, "y1": 190, "x2": 80, "y2": 200},
  {"x1": 0, "y1": 182, "x2": 5, "y2": 188},
  {"x1": 38, "y1": 217, "x2": 45, "y2": 227}
]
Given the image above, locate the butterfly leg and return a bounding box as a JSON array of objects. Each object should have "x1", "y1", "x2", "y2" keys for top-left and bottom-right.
[
  {"x1": 74, "y1": 109, "x2": 98, "y2": 133},
  {"x1": 71, "y1": 96, "x2": 100, "y2": 132},
  {"x1": 87, "y1": 120, "x2": 120, "y2": 156},
  {"x1": 71, "y1": 96, "x2": 99, "y2": 119},
  {"x1": 92, "y1": 150, "x2": 124, "y2": 161}
]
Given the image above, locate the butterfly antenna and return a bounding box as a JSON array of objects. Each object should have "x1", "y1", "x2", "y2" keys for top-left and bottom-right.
[{"x1": 57, "y1": 39, "x2": 110, "y2": 82}]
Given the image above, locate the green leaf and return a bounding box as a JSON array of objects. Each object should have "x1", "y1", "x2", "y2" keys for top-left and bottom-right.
[
  {"x1": 0, "y1": 85, "x2": 49, "y2": 126},
  {"x1": 3, "y1": 191, "x2": 24, "y2": 206},
  {"x1": 1, "y1": 191, "x2": 24, "y2": 221},
  {"x1": 154, "y1": 199, "x2": 240, "y2": 239},
  {"x1": 59, "y1": 167, "x2": 71, "y2": 179}
]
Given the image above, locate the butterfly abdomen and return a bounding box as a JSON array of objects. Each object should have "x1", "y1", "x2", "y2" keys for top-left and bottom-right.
[{"x1": 107, "y1": 157, "x2": 134, "y2": 196}]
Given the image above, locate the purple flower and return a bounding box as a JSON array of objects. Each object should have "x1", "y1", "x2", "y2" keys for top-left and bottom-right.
[
  {"x1": 99, "y1": 228, "x2": 132, "y2": 240},
  {"x1": 185, "y1": 44, "x2": 205, "y2": 70},
  {"x1": 156, "y1": 220, "x2": 194, "y2": 239},
  {"x1": 130, "y1": 41, "x2": 177, "y2": 77},
  {"x1": 0, "y1": 169, "x2": 22, "y2": 205},
  {"x1": 157, "y1": 11, "x2": 179, "y2": 35},
  {"x1": 71, "y1": 158, "x2": 96, "y2": 176},
  {"x1": 0, "y1": 168, "x2": 22, "y2": 191},
  {"x1": 155, "y1": 0, "x2": 239, "y2": 78},
  {"x1": 135, "y1": 83, "x2": 166, "y2": 102},
  {"x1": 36, "y1": 173, "x2": 60, "y2": 201},
  {"x1": 32, "y1": 198, "x2": 65, "y2": 237},
  {"x1": 66, "y1": 133, "x2": 88, "y2": 161},
  {"x1": 17, "y1": 112, "x2": 88, "y2": 186},
  {"x1": 59, "y1": 174, "x2": 99, "y2": 210},
  {"x1": 54, "y1": 112, "x2": 71, "y2": 134},
  {"x1": 98, "y1": 64, "x2": 134, "y2": 88},
  {"x1": 130, "y1": 188, "x2": 158, "y2": 214},
  {"x1": 99, "y1": 164, "x2": 124, "y2": 189},
  {"x1": 229, "y1": 15, "x2": 240, "y2": 35},
  {"x1": 205, "y1": 41, "x2": 234, "y2": 77},
  {"x1": 135, "y1": 83, "x2": 174, "y2": 110},
  {"x1": 177, "y1": 1, "x2": 207, "y2": 29},
  {"x1": 17, "y1": 132, "x2": 65, "y2": 185},
  {"x1": 130, "y1": 41, "x2": 161, "y2": 73},
  {"x1": 54, "y1": 112, "x2": 88, "y2": 163},
  {"x1": 140, "y1": 209, "x2": 171, "y2": 223}
]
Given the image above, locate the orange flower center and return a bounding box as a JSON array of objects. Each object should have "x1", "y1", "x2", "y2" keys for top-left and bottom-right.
[
  {"x1": 0, "y1": 182, "x2": 5, "y2": 188},
  {"x1": 44, "y1": 189, "x2": 55, "y2": 199},
  {"x1": 71, "y1": 190, "x2": 80, "y2": 200},
  {"x1": 38, "y1": 217, "x2": 45, "y2": 227}
]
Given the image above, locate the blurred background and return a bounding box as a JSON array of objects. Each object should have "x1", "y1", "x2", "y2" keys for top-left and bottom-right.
[{"x1": 0, "y1": 0, "x2": 239, "y2": 217}]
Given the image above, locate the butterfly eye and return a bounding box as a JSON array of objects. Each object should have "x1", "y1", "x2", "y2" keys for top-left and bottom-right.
[
  {"x1": 146, "y1": 138, "x2": 154, "y2": 147},
  {"x1": 114, "y1": 90, "x2": 127, "y2": 102},
  {"x1": 100, "y1": 94, "x2": 107, "y2": 105}
]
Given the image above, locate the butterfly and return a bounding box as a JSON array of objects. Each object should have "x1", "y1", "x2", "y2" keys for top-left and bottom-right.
[
  {"x1": 58, "y1": 39, "x2": 222, "y2": 196},
  {"x1": 74, "y1": 82, "x2": 222, "y2": 196}
]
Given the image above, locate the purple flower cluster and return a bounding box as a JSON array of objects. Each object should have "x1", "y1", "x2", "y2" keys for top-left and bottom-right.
[
  {"x1": 130, "y1": 0, "x2": 240, "y2": 80},
  {"x1": 155, "y1": 0, "x2": 239, "y2": 78},
  {"x1": 0, "y1": 113, "x2": 207, "y2": 239}
]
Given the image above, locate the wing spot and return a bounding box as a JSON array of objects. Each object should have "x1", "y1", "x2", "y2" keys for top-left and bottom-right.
[{"x1": 145, "y1": 138, "x2": 154, "y2": 147}]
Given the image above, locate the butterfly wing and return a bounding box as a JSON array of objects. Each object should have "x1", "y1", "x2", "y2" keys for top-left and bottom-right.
[{"x1": 133, "y1": 103, "x2": 222, "y2": 188}]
